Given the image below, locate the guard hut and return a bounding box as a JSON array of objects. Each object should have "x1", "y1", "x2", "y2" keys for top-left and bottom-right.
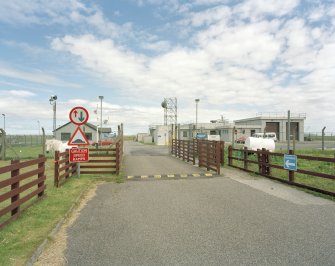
[
  {"x1": 55, "y1": 122, "x2": 111, "y2": 144},
  {"x1": 234, "y1": 113, "x2": 306, "y2": 141}
]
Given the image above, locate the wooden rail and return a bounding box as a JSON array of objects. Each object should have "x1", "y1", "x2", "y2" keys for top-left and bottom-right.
[
  {"x1": 0, "y1": 155, "x2": 46, "y2": 229},
  {"x1": 80, "y1": 147, "x2": 116, "y2": 175},
  {"x1": 54, "y1": 150, "x2": 77, "y2": 187},
  {"x1": 228, "y1": 146, "x2": 335, "y2": 197},
  {"x1": 172, "y1": 139, "x2": 224, "y2": 174}
]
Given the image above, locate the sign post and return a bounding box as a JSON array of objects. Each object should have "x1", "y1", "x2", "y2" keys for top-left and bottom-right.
[
  {"x1": 283, "y1": 154, "x2": 297, "y2": 171},
  {"x1": 68, "y1": 106, "x2": 90, "y2": 178}
]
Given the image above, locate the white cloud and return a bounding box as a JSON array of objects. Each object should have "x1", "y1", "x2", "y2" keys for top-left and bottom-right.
[
  {"x1": 0, "y1": 0, "x2": 88, "y2": 25},
  {"x1": 0, "y1": 65, "x2": 80, "y2": 88},
  {"x1": 234, "y1": 0, "x2": 300, "y2": 19}
]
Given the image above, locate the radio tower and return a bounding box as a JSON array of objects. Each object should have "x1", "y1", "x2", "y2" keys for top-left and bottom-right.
[{"x1": 161, "y1": 97, "x2": 177, "y2": 125}]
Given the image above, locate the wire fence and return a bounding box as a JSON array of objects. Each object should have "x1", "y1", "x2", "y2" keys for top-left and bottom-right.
[
  {"x1": 3, "y1": 135, "x2": 53, "y2": 146},
  {"x1": 304, "y1": 132, "x2": 335, "y2": 141}
]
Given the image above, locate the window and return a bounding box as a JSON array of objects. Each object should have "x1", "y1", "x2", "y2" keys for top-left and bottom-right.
[
  {"x1": 222, "y1": 130, "x2": 228, "y2": 134},
  {"x1": 210, "y1": 130, "x2": 216, "y2": 135},
  {"x1": 183, "y1": 131, "x2": 188, "y2": 137},
  {"x1": 85, "y1": 133, "x2": 92, "y2": 140},
  {"x1": 61, "y1": 133, "x2": 71, "y2": 141}
]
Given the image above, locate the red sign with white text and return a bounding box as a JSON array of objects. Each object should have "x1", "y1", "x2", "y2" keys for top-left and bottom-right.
[{"x1": 69, "y1": 148, "x2": 89, "y2": 163}]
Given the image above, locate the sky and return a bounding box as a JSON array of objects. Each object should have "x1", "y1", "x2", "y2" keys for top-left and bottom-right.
[{"x1": 0, "y1": 0, "x2": 334, "y2": 135}]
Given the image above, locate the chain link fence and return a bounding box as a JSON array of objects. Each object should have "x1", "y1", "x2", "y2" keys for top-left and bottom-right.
[{"x1": 304, "y1": 132, "x2": 335, "y2": 141}]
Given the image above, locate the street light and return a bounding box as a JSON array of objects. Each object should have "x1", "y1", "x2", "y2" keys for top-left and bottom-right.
[
  {"x1": 195, "y1": 99, "x2": 200, "y2": 134},
  {"x1": 49, "y1": 95, "x2": 57, "y2": 138},
  {"x1": 1, "y1": 114, "x2": 5, "y2": 132},
  {"x1": 37, "y1": 120, "x2": 40, "y2": 135},
  {"x1": 99, "y1": 96, "x2": 104, "y2": 142}
]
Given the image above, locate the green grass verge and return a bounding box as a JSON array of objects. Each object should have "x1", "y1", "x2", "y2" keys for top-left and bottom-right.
[
  {"x1": 0, "y1": 158, "x2": 123, "y2": 266},
  {"x1": 226, "y1": 146, "x2": 334, "y2": 201}
]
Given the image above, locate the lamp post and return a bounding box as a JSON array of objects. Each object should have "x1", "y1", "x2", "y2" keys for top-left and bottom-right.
[
  {"x1": 195, "y1": 99, "x2": 200, "y2": 135},
  {"x1": 37, "y1": 120, "x2": 40, "y2": 135},
  {"x1": 99, "y1": 96, "x2": 104, "y2": 142},
  {"x1": 49, "y1": 95, "x2": 57, "y2": 138},
  {"x1": 1, "y1": 114, "x2": 5, "y2": 132}
]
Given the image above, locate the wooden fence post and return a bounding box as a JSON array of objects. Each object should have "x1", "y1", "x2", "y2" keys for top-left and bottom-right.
[
  {"x1": 216, "y1": 142, "x2": 221, "y2": 175},
  {"x1": 261, "y1": 148, "x2": 267, "y2": 175},
  {"x1": 288, "y1": 149, "x2": 294, "y2": 182},
  {"x1": 192, "y1": 139, "x2": 196, "y2": 165},
  {"x1": 228, "y1": 146, "x2": 232, "y2": 166},
  {"x1": 206, "y1": 141, "x2": 210, "y2": 171},
  {"x1": 171, "y1": 139, "x2": 174, "y2": 154},
  {"x1": 65, "y1": 149, "x2": 70, "y2": 179},
  {"x1": 54, "y1": 151, "x2": 60, "y2": 187},
  {"x1": 257, "y1": 149, "x2": 262, "y2": 174},
  {"x1": 11, "y1": 159, "x2": 20, "y2": 216},
  {"x1": 38, "y1": 154, "x2": 45, "y2": 198},
  {"x1": 116, "y1": 141, "x2": 120, "y2": 175},
  {"x1": 187, "y1": 140, "x2": 190, "y2": 162},
  {"x1": 220, "y1": 141, "x2": 225, "y2": 166},
  {"x1": 243, "y1": 147, "x2": 248, "y2": 170}
]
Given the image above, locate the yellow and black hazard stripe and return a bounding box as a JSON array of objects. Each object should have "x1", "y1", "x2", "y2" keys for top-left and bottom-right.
[{"x1": 126, "y1": 172, "x2": 216, "y2": 180}]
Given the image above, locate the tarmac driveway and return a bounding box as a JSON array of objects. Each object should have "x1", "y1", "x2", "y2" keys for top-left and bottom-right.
[{"x1": 63, "y1": 141, "x2": 335, "y2": 265}]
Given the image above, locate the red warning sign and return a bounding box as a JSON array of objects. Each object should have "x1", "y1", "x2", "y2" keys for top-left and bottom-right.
[
  {"x1": 69, "y1": 148, "x2": 89, "y2": 162},
  {"x1": 67, "y1": 127, "x2": 90, "y2": 146}
]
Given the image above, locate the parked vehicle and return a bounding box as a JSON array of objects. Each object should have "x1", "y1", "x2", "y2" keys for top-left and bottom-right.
[
  {"x1": 235, "y1": 136, "x2": 247, "y2": 144},
  {"x1": 92, "y1": 139, "x2": 114, "y2": 146}
]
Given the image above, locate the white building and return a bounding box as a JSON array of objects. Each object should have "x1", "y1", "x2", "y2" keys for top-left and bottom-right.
[
  {"x1": 55, "y1": 122, "x2": 111, "y2": 143},
  {"x1": 149, "y1": 113, "x2": 306, "y2": 143},
  {"x1": 234, "y1": 113, "x2": 306, "y2": 141}
]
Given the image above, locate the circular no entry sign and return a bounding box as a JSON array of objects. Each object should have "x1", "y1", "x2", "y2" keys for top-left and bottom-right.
[{"x1": 69, "y1": 106, "x2": 89, "y2": 125}]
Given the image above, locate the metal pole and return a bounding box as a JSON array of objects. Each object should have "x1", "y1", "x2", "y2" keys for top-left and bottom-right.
[
  {"x1": 53, "y1": 102, "x2": 56, "y2": 138},
  {"x1": 99, "y1": 96, "x2": 104, "y2": 143},
  {"x1": 322, "y1": 126, "x2": 326, "y2": 151},
  {"x1": 287, "y1": 110, "x2": 290, "y2": 152},
  {"x1": 195, "y1": 99, "x2": 199, "y2": 135},
  {"x1": 2, "y1": 114, "x2": 5, "y2": 132}
]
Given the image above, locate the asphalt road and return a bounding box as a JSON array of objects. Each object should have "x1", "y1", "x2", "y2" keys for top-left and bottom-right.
[
  {"x1": 64, "y1": 142, "x2": 335, "y2": 266},
  {"x1": 123, "y1": 141, "x2": 206, "y2": 176}
]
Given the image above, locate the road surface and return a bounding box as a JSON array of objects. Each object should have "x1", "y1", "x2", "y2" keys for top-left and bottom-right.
[{"x1": 63, "y1": 142, "x2": 335, "y2": 265}]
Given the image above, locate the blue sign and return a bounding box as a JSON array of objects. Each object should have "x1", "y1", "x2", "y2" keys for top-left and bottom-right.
[
  {"x1": 196, "y1": 133, "x2": 207, "y2": 140},
  {"x1": 283, "y1": 154, "x2": 297, "y2": 171}
]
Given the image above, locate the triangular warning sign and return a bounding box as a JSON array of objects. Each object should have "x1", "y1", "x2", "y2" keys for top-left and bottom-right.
[{"x1": 68, "y1": 127, "x2": 90, "y2": 146}]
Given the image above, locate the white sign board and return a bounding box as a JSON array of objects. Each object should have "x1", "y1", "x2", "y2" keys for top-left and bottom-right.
[{"x1": 208, "y1": 135, "x2": 220, "y2": 141}]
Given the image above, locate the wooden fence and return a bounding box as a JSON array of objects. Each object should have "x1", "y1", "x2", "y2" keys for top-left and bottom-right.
[
  {"x1": 80, "y1": 138, "x2": 123, "y2": 175},
  {"x1": 54, "y1": 138, "x2": 124, "y2": 183},
  {"x1": 228, "y1": 146, "x2": 335, "y2": 197},
  {"x1": 172, "y1": 139, "x2": 224, "y2": 174},
  {"x1": 0, "y1": 155, "x2": 46, "y2": 229},
  {"x1": 54, "y1": 150, "x2": 77, "y2": 187}
]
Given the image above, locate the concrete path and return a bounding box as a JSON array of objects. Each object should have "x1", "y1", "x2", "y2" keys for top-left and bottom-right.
[{"x1": 63, "y1": 142, "x2": 335, "y2": 265}]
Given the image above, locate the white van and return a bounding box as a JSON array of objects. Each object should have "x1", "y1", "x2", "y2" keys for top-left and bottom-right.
[{"x1": 252, "y1": 132, "x2": 277, "y2": 142}]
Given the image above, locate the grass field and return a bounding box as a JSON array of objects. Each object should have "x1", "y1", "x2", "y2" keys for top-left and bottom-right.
[
  {"x1": 228, "y1": 146, "x2": 334, "y2": 200},
  {"x1": 0, "y1": 153, "x2": 122, "y2": 266}
]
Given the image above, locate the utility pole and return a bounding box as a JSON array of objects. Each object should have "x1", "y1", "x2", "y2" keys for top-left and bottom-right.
[
  {"x1": 99, "y1": 96, "x2": 104, "y2": 142},
  {"x1": 1, "y1": 114, "x2": 5, "y2": 132},
  {"x1": 287, "y1": 110, "x2": 291, "y2": 152},
  {"x1": 195, "y1": 99, "x2": 200, "y2": 136},
  {"x1": 49, "y1": 95, "x2": 57, "y2": 138}
]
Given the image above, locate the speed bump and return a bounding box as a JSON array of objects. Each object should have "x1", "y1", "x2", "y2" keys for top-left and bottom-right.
[{"x1": 126, "y1": 172, "x2": 218, "y2": 181}]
